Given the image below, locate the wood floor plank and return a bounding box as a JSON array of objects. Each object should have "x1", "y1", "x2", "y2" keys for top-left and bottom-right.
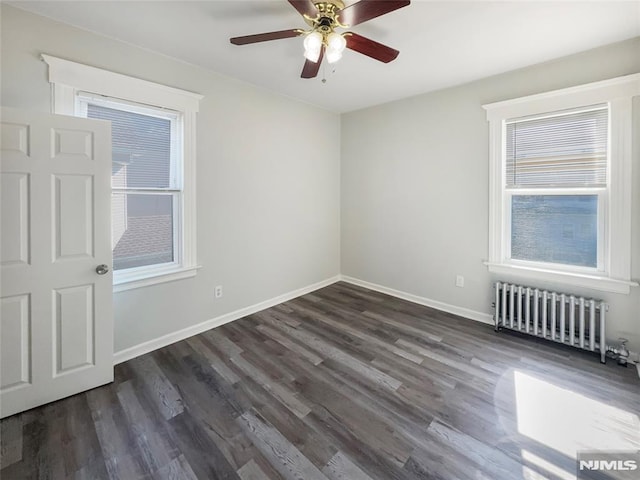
[
  {"x1": 404, "y1": 443, "x2": 485, "y2": 480},
  {"x1": 2, "y1": 281, "x2": 638, "y2": 480},
  {"x1": 240, "y1": 339, "x2": 300, "y2": 384},
  {"x1": 361, "y1": 310, "x2": 444, "y2": 344},
  {"x1": 60, "y1": 393, "x2": 111, "y2": 478},
  {"x1": 231, "y1": 370, "x2": 338, "y2": 470},
  {"x1": 86, "y1": 386, "x2": 149, "y2": 479},
  {"x1": 152, "y1": 348, "x2": 253, "y2": 470},
  {"x1": 237, "y1": 458, "x2": 271, "y2": 480},
  {"x1": 292, "y1": 297, "x2": 430, "y2": 368},
  {"x1": 292, "y1": 353, "x2": 437, "y2": 443},
  {"x1": 187, "y1": 336, "x2": 241, "y2": 385},
  {"x1": 203, "y1": 330, "x2": 244, "y2": 358},
  {"x1": 0, "y1": 413, "x2": 22, "y2": 469},
  {"x1": 395, "y1": 338, "x2": 498, "y2": 383},
  {"x1": 302, "y1": 409, "x2": 417, "y2": 480},
  {"x1": 129, "y1": 354, "x2": 185, "y2": 420},
  {"x1": 265, "y1": 307, "x2": 302, "y2": 327},
  {"x1": 38, "y1": 402, "x2": 75, "y2": 477},
  {"x1": 230, "y1": 354, "x2": 312, "y2": 419},
  {"x1": 426, "y1": 419, "x2": 523, "y2": 480},
  {"x1": 294, "y1": 373, "x2": 414, "y2": 467},
  {"x1": 152, "y1": 454, "x2": 198, "y2": 480},
  {"x1": 168, "y1": 410, "x2": 241, "y2": 480},
  {"x1": 256, "y1": 324, "x2": 324, "y2": 366},
  {"x1": 272, "y1": 318, "x2": 402, "y2": 391},
  {"x1": 177, "y1": 351, "x2": 249, "y2": 420},
  {"x1": 116, "y1": 380, "x2": 180, "y2": 473},
  {"x1": 322, "y1": 451, "x2": 375, "y2": 480},
  {"x1": 238, "y1": 409, "x2": 329, "y2": 480}
]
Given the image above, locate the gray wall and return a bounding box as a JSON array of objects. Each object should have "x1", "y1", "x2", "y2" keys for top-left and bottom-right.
[
  {"x1": 1, "y1": 5, "x2": 341, "y2": 353},
  {"x1": 341, "y1": 38, "x2": 640, "y2": 351}
]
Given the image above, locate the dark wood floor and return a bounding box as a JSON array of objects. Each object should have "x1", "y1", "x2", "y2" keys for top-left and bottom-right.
[{"x1": 2, "y1": 282, "x2": 639, "y2": 479}]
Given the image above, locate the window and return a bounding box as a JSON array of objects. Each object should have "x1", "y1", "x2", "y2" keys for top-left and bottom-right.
[
  {"x1": 506, "y1": 105, "x2": 607, "y2": 271},
  {"x1": 42, "y1": 55, "x2": 202, "y2": 292},
  {"x1": 483, "y1": 74, "x2": 639, "y2": 294},
  {"x1": 78, "y1": 96, "x2": 181, "y2": 272}
]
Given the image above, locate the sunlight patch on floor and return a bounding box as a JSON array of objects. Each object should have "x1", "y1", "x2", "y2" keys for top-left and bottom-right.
[
  {"x1": 514, "y1": 370, "x2": 640, "y2": 459},
  {"x1": 521, "y1": 449, "x2": 576, "y2": 480}
]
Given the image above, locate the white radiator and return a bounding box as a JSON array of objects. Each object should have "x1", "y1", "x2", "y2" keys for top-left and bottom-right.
[{"x1": 494, "y1": 281, "x2": 608, "y2": 363}]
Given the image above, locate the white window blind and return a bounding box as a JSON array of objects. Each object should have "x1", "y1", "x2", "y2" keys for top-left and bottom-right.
[
  {"x1": 86, "y1": 103, "x2": 175, "y2": 189},
  {"x1": 505, "y1": 105, "x2": 608, "y2": 188}
]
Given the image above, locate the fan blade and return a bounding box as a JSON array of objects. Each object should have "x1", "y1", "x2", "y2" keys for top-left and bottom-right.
[
  {"x1": 230, "y1": 29, "x2": 300, "y2": 45},
  {"x1": 338, "y1": 0, "x2": 410, "y2": 27},
  {"x1": 288, "y1": 0, "x2": 318, "y2": 18},
  {"x1": 301, "y1": 48, "x2": 324, "y2": 79},
  {"x1": 345, "y1": 32, "x2": 399, "y2": 63}
]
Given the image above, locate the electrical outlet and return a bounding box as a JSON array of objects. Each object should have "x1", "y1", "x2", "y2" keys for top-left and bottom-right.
[
  {"x1": 215, "y1": 285, "x2": 223, "y2": 298},
  {"x1": 455, "y1": 275, "x2": 464, "y2": 288}
]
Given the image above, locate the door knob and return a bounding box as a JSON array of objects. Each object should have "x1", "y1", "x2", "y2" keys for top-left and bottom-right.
[{"x1": 96, "y1": 264, "x2": 109, "y2": 275}]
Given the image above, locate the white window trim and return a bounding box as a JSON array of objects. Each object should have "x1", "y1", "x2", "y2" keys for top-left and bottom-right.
[
  {"x1": 41, "y1": 54, "x2": 203, "y2": 292},
  {"x1": 483, "y1": 73, "x2": 640, "y2": 295}
]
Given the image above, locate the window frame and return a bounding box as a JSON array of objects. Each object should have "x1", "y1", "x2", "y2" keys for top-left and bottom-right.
[
  {"x1": 483, "y1": 74, "x2": 639, "y2": 294},
  {"x1": 42, "y1": 54, "x2": 203, "y2": 292},
  {"x1": 77, "y1": 94, "x2": 183, "y2": 275}
]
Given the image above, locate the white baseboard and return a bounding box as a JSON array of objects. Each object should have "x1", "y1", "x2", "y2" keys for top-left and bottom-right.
[
  {"x1": 113, "y1": 275, "x2": 341, "y2": 365},
  {"x1": 340, "y1": 275, "x2": 494, "y2": 325}
]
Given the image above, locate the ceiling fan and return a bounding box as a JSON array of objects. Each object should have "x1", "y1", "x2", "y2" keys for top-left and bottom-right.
[{"x1": 230, "y1": 0, "x2": 411, "y2": 79}]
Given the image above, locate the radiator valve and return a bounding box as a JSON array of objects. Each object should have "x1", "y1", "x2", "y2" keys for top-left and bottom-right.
[{"x1": 617, "y1": 338, "x2": 630, "y2": 366}]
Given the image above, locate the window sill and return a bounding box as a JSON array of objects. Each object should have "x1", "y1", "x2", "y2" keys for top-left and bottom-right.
[
  {"x1": 484, "y1": 262, "x2": 638, "y2": 295},
  {"x1": 113, "y1": 265, "x2": 201, "y2": 293}
]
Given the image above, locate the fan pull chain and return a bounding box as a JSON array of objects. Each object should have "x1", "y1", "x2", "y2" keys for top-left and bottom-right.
[{"x1": 321, "y1": 64, "x2": 337, "y2": 84}]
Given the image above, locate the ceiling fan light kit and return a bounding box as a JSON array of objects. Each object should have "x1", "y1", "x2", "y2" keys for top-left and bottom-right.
[
  {"x1": 301, "y1": 1, "x2": 347, "y2": 64},
  {"x1": 230, "y1": 0, "x2": 410, "y2": 79},
  {"x1": 324, "y1": 31, "x2": 347, "y2": 64},
  {"x1": 303, "y1": 31, "x2": 324, "y2": 62}
]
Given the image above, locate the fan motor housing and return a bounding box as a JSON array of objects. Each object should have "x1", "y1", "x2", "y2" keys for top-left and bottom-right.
[
  {"x1": 305, "y1": 1, "x2": 345, "y2": 29},
  {"x1": 319, "y1": 0, "x2": 345, "y2": 11}
]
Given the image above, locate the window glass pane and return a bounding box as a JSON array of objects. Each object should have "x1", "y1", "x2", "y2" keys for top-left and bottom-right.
[
  {"x1": 87, "y1": 104, "x2": 172, "y2": 189},
  {"x1": 511, "y1": 195, "x2": 597, "y2": 268},
  {"x1": 112, "y1": 193, "x2": 174, "y2": 270}
]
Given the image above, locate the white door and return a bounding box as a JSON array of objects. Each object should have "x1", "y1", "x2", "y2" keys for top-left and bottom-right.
[{"x1": 1, "y1": 106, "x2": 113, "y2": 418}]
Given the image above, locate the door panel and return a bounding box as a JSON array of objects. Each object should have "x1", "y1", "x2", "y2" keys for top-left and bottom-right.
[
  {"x1": 0, "y1": 173, "x2": 30, "y2": 266},
  {"x1": 0, "y1": 107, "x2": 113, "y2": 418},
  {"x1": 0, "y1": 294, "x2": 31, "y2": 390},
  {"x1": 52, "y1": 174, "x2": 94, "y2": 260},
  {"x1": 51, "y1": 128, "x2": 94, "y2": 161},
  {"x1": 54, "y1": 284, "x2": 95, "y2": 375},
  {"x1": 1, "y1": 122, "x2": 30, "y2": 157}
]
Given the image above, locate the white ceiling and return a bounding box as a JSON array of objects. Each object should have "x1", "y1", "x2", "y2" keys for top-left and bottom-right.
[{"x1": 9, "y1": 1, "x2": 640, "y2": 112}]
